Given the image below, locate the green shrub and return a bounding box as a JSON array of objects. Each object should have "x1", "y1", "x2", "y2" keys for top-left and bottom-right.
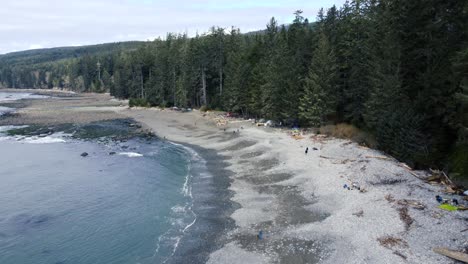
[
  {"x1": 129, "y1": 98, "x2": 149, "y2": 107},
  {"x1": 449, "y1": 143, "x2": 468, "y2": 182},
  {"x1": 199, "y1": 105, "x2": 209, "y2": 112}
]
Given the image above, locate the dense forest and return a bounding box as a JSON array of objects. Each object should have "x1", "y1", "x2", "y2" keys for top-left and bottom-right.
[{"x1": 1, "y1": 0, "x2": 467, "y2": 179}]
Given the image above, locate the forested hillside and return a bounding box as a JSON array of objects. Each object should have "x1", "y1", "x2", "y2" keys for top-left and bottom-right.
[
  {"x1": 1, "y1": 0, "x2": 467, "y2": 178},
  {"x1": 0, "y1": 42, "x2": 143, "y2": 89}
]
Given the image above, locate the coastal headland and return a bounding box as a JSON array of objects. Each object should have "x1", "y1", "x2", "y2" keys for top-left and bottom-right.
[{"x1": 1, "y1": 89, "x2": 466, "y2": 264}]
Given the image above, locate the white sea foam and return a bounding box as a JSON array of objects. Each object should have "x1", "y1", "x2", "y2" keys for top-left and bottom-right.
[
  {"x1": 0, "y1": 92, "x2": 49, "y2": 102},
  {"x1": 171, "y1": 205, "x2": 186, "y2": 213},
  {"x1": 0, "y1": 127, "x2": 69, "y2": 144},
  {"x1": 0, "y1": 125, "x2": 29, "y2": 133},
  {"x1": 21, "y1": 136, "x2": 66, "y2": 144},
  {"x1": 118, "y1": 152, "x2": 143, "y2": 157}
]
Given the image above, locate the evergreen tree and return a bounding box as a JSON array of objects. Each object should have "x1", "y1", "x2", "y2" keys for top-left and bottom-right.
[{"x1": 299, "y1": 32, "x2": 336, "y2": 126}]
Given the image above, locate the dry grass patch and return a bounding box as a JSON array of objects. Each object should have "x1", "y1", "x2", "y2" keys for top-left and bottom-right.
[{"x1": 319, "y1": 123, "x2": 377, "y2": 148}]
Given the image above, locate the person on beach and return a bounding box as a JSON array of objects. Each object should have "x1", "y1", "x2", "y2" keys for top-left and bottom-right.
[{"x1": 305, "y1": 147, "x2": 308, "y2": 154}]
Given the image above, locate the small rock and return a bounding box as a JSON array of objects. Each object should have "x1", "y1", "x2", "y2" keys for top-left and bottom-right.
[
  {"x1": 353, "y1": 210, "x2": 364, "y2": 217},
  {"x1": 109, "y1": 152, "x2": 116, "y2": 155},
  {"x1": 313, "y1": 147, "x2": 318, "y2": 150},
  {"x1": 80, "y1": 152, "x2": 88, "y2": 157}
]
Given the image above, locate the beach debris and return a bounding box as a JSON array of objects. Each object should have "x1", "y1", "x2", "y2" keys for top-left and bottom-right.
[
  {"x1": 461, "y1": 228, "x2": 468, "y2": 233},
  {"x1": 80, "y1": 152, "x2": 88, "y2": 157},
  {"x1": 365, "y1": 155, "x2": 393, "y2": 160},
  {"x1": 397, "y1": 199, "x2": 426, "y2": 210},
  {"x1": 312, "y1": 147, "x2": 318, "y2": 150},
  {"x1": 257, "y1": 230, "x2": 263, "y2": 240},
  {"x1": 352, "y1": 209, "x2": 364, "y2": 217},
  {"x1": 385, "y1": 194, "x2": 396, "y2": 203},
  {"x1": 393, "y1": 251, "x2": 408, "y2": 260},
  {"x1": 352, "y1": 182, "x2": 361, "y2": 190},
  {"x1": 377, "y1": 236, "x2": 408, "y2": 249},
  {"x1": 398, "y1": 163, "x2": 426, "y2": 180},
  {"x1": 305, "y1": 147, "x2": 308, "y2": 154},
  {"x1": 320, "y1": 155, "x2": 355, "y2": 164},
  {"x1": 398, "y1": 207, "x2": 413, "y2": 230},
  {"x1": 265, "y1": 120, "x2": 275, "y2": 127},
  {"x1": 435, "y1": 196, "x2": 466, "y2": 210},
  {"x1": 433, "y1": 247, "x2": 468, "y2": 263},
  {"x1": 438, "y1": 204, "x2": 458, "y2": 211},
  {"x1": 342, "y1": 141, "x2": 353, "y2": 146},
  {"x1": 310, "y1": 134, "x2": 329, "y2": 143},
  {"x1": 431, "y1": 211, "x2": 444, "y2": 219},
  {"x1": 109, "y1": 152, "x2": 116, "y2": 155}
]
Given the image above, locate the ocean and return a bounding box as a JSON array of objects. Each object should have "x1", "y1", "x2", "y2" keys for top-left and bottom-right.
[{"x1": 0, "y1": 92, "x2": 232, "y2": 264}]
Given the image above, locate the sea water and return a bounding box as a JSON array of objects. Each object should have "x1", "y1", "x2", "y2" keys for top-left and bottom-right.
[
  {"x1": 0, "y1": 129, "x2": 203, "y2": 264},
  {"x1": 0, "y1": 91, "x2": 48, "y2": 102}
]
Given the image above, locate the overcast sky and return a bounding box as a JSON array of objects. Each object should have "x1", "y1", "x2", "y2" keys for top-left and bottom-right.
[{"x1": 1, "y1": 0, "x2": 346, "y2": 55}]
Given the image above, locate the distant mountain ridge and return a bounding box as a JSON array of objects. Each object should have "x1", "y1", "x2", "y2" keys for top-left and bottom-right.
[{"x1": 0, "y1": 41, "x2": 145, "y2": 66}]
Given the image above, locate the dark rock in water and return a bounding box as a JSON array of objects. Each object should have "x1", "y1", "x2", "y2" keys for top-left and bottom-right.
[
  {"x1": 109, "y1": 152, "x2": 116, "y2": 155},
  {"x1": 80, "y1": 152, "x2": 88, "y2": 157},
  {"x1": 13, "y1": 213, "x2": 51, "y2": 229}
]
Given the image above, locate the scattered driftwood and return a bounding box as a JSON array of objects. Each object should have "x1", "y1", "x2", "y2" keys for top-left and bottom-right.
[
  {"x1": 377, "y1": 236, "x2": 408, "y2": 249},
  {"x1": 398, "y1": 207, "x2": 413, "y2": 230},
  {"x1": 310, "y1": 134, "x2": 329, "y2": 143},
  {"x1": 397, "y1": 199, "x2": 426, "y2": 210},
  {"x1": 319, "y1": 155, "x2": 356, "y2": 164},
  {"x1": 429, "y1": 169, "x2": 454, "y2": 186},
  {"x1": 461, "y1": 228, "x2": 468, "y2": 233},
  {"x1": 341, "y1": 141, "x2": 353, "y2": 146},
  {"x1": 365, "y1": 155, "x2": 393, "y2": 160},
  {"x1": 393, "y1": 251, "x2": 408, "y2": 260},
  {"x1": 398, "y1": 163, "x2": 426, "y2": 180},
  {"x1": 433, "y1": 248, "x2": 468, "y2": 263},
  {"x1": 371, "y1": 178, "x2": 407, "y2": 186}
]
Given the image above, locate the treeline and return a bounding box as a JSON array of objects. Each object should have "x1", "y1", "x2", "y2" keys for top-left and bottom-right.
[
  {"x1": 0, "y1": 42, "x2": 143, "y2": 90},
  {"x1": 1, "y1": 0, "x2": 468, "y2": 177}
]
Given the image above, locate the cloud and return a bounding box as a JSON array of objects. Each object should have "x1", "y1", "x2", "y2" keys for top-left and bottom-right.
[
  {"x1": 28, "y1": 44, "x2": 44, "y2": 50},
  {"x1": 0, "y1": 0, "x2": 346, "y2": 54}
]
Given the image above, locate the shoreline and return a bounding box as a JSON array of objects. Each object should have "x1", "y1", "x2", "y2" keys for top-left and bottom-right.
[
  {"x1": 120, "y1": 107, "x2": 467, "y2": 264},
  {"x1": 1, "y1": 92, "x2": 466, "y2": 263},
  {"x1": 166, "y1": 142, "x2": 238, "y2": 263}
]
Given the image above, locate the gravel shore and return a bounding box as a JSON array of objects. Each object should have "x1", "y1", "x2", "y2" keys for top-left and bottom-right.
[{"x1": 2, "y1": 90, "x2": 466, "y2": 264}]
